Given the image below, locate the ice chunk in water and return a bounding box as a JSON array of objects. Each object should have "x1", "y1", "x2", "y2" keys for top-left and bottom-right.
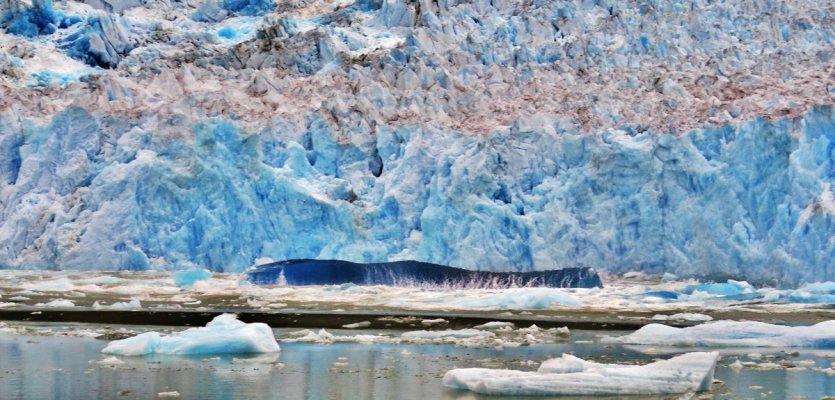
[
  {"x1": 607, "y1": 320, "x2": 835, "y2": 347},
  {"x1": 443, "y1": 352, "x2": 719, "y2": 396},
  {"x1": 102, "y1": 314, "x2": 279, "y2": 355},
  {"x1": 173, "y1": 268, "x2": 213, "y2": 287}
]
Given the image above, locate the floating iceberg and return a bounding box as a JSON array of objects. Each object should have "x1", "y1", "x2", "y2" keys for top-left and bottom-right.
[
  {"x1": 607, "y1": 320, "x2": 835, "y2": 348},
  {"x1": 101, "y1": 313, "x2": 279, "y2": 356},
  {"x1": 246, "y1": 259, "x2": 602, "y2": 288},
  {"x1": 443, "y1": 352, "x2": 719, "y2": 396}
]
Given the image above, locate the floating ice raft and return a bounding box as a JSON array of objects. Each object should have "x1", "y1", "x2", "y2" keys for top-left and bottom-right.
[
  {"x1": 607, "y1": 320, "x2": 835, "y2": 347},
  {"x1": 245, "y1": 259, "x2": 603, "y2": 288},
  {"x1": 101, "y1": 314, "x2": 279, "y2": 356},
  {"x1": 443, "y1": 352, "x2": 719, "y2": 396}
]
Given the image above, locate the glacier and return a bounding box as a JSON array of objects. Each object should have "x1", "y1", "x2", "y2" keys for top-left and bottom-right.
[{"x1": 0, "y1": 0, "x2": 832, "y2": 285}]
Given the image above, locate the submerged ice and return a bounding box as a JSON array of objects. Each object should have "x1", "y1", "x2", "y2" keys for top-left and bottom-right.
[{"x1": 0, "y1": 0, "x2": 832, "y2": 285}]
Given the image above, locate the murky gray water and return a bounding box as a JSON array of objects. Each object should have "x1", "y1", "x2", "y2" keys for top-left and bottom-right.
[{"x1": 1, "y1": 328, "x2": 834, "y2": 399}]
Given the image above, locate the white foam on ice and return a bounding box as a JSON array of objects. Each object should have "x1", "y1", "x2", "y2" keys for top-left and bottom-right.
[
  {"x1": 443, "y1": 352, "x2": 719, "y2": 396},
  {"x1": 101, "y1": 313, "x2": 280, "y2": 356},
  {"x1": 607, "y1": 320, "x2": 835, "y2": 348}
]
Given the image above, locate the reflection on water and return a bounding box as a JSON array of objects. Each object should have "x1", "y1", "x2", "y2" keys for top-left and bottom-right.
[{"x1": 1, "y1": 333, "x2": 834, "y2": 399}]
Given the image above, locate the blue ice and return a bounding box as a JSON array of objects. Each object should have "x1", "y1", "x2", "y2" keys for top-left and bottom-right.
[
  {"x1": 101, "y1": 314, "x2": 280, "y2": 355},
  {"x1": 173, "y1": 268, "x2": 213, "y2": 287}
]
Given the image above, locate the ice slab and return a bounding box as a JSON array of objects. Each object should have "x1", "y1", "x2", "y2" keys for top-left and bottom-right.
[
  {"x1": 101, "y1": 313, "x2": 279, "y2": 355},
  {"x1": 443, "y1": 352, "x2": 719, "y2": 396},
  {"x1": 607, "y1": 320, "x2": 835, "y2": 348},
  {"x1": 245, "y1": 259, "x2": 602, "y2": 288}
]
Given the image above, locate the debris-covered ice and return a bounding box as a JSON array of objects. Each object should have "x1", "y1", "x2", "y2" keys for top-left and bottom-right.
[
  {"x1": 443, "y1": 352, "x2": 719, "y2": 396},
  {"x1": 101, "y1": 313, "x2": 280, "y2": 355}
]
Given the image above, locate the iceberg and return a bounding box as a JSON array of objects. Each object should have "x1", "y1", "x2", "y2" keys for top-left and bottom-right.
[
  {"x1": 245, "y1": 259, "x2": 602, "y2": 288},
  {"x1": 607, "y1": 320, "x2": 835, "y2": 348},
  {"x1": 443, "y1": 352, "x2": 719, "y2": 396},
  {"x1": 101, "y1": 313, "x2": 280, "y2": 355}
]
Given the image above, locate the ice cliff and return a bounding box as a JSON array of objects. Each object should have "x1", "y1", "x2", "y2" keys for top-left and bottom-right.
[{"x1": 0, "y1": 0, "x2": 832, "y2": 285}]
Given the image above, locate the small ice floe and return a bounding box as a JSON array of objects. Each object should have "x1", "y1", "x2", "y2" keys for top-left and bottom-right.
[
  {"x1": 652, "y1": 313, "x2": 713, "y2": 322},
  {"x1": 473, "y1": 321, "x2": 515, "y2": 330},
  {"x1": 421, "y1": 318, "x2": 448, "y2": 326},
  {"x1": 157, "y1": 391, "x2": 180, "y2": 398},
  {"x1": 282, "y1": 329, "x2": 394, "y2": 344},
  {"x1": 93, "y1": 299, "x2": 141, "y2": 310},
  {"x1": 443, "y1": 352, "x2": 719, "y2": 396},
  {"x1": 444, "y1": 288, "x2": 579, "y2": 309},
  {"x1": 172, "y1": 268, "x2": 213, "y2": 288},
  {"x1": 101, "y1": 314, "x2": 279, "y2": 356},
  {"x1": 342, "y1": 321, "x2": 371, "y2": 329},
  {"x1": 286, "y1": 329, "x2": 335, "y2": 343},
  {"x1": 606, "y1": 320, "x2": 835, "y2": 347},
  {"x1": 231, "y1": 355, "x2": 283, "y2": 367},
  {"x1": 34, "y1": 299, "x2": 76, "y2": 308},
  {"x1": 401, "y1": 329, "x2": 495, "y2": 341},
  {"x1": 91, "y1": 356, "x2": 125, "y2": 366}
]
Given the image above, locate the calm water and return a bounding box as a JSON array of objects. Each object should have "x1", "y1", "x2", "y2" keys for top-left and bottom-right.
[{"x1": 1, "y1": 328, "x2": 834, "y2": 399}]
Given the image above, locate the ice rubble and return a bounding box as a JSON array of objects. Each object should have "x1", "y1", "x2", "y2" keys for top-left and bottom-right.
[
  {"x1": 101, "y1": 313, "x2": 280, "y2": 355},
  {"x1": 0, "y1": 0, "x2": 832, "y2": 286},
  {"x1": 607, "y1": 320, "x2": 835, "y2": 348},
  {"x1": 281, "y1": 324, "x2": 569, "y2": 346},
  {"x1": 443, "y1": 351, "x2": 719, "y2": 396},
  {"x1": 637, "y1": 280, "x2": 835, "y2": 304}
]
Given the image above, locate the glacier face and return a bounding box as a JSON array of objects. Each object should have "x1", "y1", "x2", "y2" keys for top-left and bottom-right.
[
  {"x1": 1, "y1": 106, "x2": 832, "y2": 284},
  {"x1": 0, "y1": 0, "x2": 833, "y2": 284}
]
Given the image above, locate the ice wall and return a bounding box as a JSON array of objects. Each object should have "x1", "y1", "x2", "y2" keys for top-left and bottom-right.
[
  {"x1": 0, "y1": 106, "x2": 831, "y2": 284},
  {"x1": 0, "y1": 0, "x2": 832, "y2": 284}
]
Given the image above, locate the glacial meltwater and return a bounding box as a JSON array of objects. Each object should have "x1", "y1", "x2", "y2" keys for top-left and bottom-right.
[{"x1": 1, "y1": 325, "x2": 834, "y2": 400}]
